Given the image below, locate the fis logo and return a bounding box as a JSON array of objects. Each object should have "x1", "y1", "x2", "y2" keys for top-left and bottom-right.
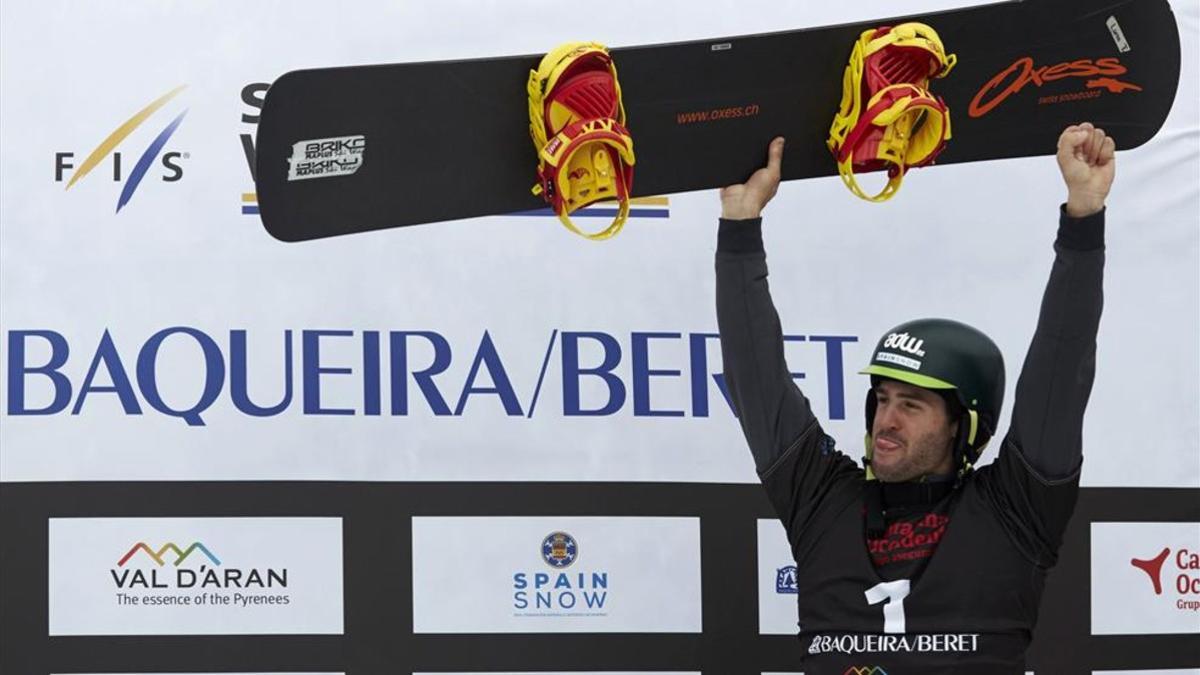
[
  {"x1": 54, "y1": 86, "x2": 190, "y2": 212},
  {"x1": 882, "y1": 332, "x2": 926, "y2": 357},
  {"x1": 118, "y1": 541, "x2": 221, "y2": 567}
]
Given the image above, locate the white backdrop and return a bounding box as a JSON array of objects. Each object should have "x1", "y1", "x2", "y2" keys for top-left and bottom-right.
[
  {"x1": 2, "y1": 0, "x2": 1196, "y2": 487},
  {"x1": 1, "y1": 2, "x2": 1198, "y2": 667}
]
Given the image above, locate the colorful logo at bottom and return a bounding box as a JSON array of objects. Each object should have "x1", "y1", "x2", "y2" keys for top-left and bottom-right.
[
  {"x1": 55, "y1": 85, "x2": 189, "y2": 212},
  {"x1": 117, "y1": 541, "x2": 220, "y2": 567},
  {"x1": 541, "y1": 531, "x2": 578, "y2": 568},
  {"x1": 844, "y1": 668, "x2": 888, "y2": 675}
]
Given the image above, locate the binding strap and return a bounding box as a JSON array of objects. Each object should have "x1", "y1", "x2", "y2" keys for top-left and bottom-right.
[
  {"x1": 528, "y1": 42, "x2": 635, "y2": 240},
  {"x1": 827, "y1": 22, "x2": 956, "y2": 202}
]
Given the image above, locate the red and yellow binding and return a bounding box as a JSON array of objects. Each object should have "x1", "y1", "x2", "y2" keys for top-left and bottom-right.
[
  {"x1": 828, "y1": 23, "x2": 956, "y2": 202},
  {"x1": 528, "y1": 42, "x2": 635, "y2": 240}
]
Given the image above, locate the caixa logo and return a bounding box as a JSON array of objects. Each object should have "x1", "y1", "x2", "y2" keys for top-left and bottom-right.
[
  {"x1": 5, "y1": 328, "x2": 857, "y2": 426},
  {"x1": 1131, "y1": 547, "x2": 1200, "y2": 611},
  {"x1": 54, "y1": 86, "x2": 189, "y2": 212}
]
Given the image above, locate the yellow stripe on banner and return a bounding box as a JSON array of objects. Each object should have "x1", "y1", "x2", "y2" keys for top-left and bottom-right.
[
  {"x1": 630, "y1": 196, "x2": 668, "y2": 206},
  {"x1": 242, "y1": 193, "x2": 257, "y2": 203},
  {"x1": 65, "y1": 85, "x2": 188, "y2": 190}
]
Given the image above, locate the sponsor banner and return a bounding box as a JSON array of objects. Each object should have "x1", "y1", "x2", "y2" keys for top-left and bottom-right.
[
  {"x1": 1091, "y1": 522, "x2": 1200, "y2": 635},
  {"x1": 412, "y1": 517, "x2": 701, "y2": 633},
  {"x1": 48, "y1": 517, "x2": 343, "y2": 636},
  {"x1": 757, "y1": 519, "x2": 800, "y2": 635}
]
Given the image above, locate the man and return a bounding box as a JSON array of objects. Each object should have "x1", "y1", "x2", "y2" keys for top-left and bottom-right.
[{"x1": 716, "y1": 123, "x2": 1113, "y2": 674}]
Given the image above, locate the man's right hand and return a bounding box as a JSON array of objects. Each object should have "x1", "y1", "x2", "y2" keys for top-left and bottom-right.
[{"x1": 720, "y1": 136, "x2": 785, "y2": 220}]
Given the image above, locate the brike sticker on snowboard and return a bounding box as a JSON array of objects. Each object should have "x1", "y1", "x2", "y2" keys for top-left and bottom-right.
[{"x1": 287, "y1": 134, "x2": 366, "y2": 181}]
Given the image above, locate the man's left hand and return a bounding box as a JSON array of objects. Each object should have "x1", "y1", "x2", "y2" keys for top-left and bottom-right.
[{"x1": 1057, "y1": 122, "x2": 1116, "y2": 218}]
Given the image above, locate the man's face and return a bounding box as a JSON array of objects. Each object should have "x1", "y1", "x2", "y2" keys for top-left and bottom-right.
[{"x1": 869, "y1": 379, "x2": 958, "y2": 482}]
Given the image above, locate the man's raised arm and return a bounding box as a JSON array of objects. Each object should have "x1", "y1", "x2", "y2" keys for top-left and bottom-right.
[
  {"x1": 715, "y1": 138, "x2": 858, "y2": 503},
  {"x1": 989, "y1": 123, "x2": 1113, "y2": 567}
]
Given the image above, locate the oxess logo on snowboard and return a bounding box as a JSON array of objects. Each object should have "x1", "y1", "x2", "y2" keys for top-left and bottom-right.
[{"x1": 968, "y1": 56, "x2": 1141, "y2": 118}]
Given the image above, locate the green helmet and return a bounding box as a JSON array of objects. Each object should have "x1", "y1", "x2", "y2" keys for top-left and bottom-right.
[{"x1": 859, "y1": 317, "x2": 1006, "y2": 469}]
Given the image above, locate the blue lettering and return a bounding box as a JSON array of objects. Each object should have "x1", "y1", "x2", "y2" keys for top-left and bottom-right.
[
  {"x1": 561, "y1": 332, "x2": 625, "y2": 415},
  {"x1": 809, "y1": 335, "x2": 857, "y2": 420},
  {"x1": 534, "y1": 572, "x2": 549, "y2": 588},
  {"x1": 559, "y1": 591, "x2": 577, "y2": 608},
  {"x1": 6, "y1": 330, "x2": 71, "y2": 414},
  {"x1": 454, "y1": 331, "x2": 522, "y2": 416},
  {"x1": 230, "y1": 330, "x2": 292, "y2": 417},
  {"x1": 73, "y1": 329, "x2": 142, "y2": 417},
  {"x1": 513, "y1": 573, "x2": 527, "y2": 589},
  {"x1": 136, "y1": 327, "x2": 224, "y2": 426},
  {"x1": 535, "y1": 591, "x2": 552, "y2": 608},
  {"x1": 583, "y1": 591, "x2": 607, "y2": 608},
  {"x1": 389, "y1": 331, "x2": 451, "y2": 415},
  {"x1": 513, "y1": 590, "x2": 528, "y2": 609},
  {"x1": 363, "y1": 331, "x2": 381, "y2": 415},
  {"x1": 631, "y1": 332, "x2": 684, "y2": 417},
  {"x1": 302, "y1": 330, "x2": 354, "y2": 415},
  {"x1": 592, "y1": 572, "x2": 608, "y2": 588},
  {"x1": 687, "y1": 333, "x2": 730, "y2": 417}
]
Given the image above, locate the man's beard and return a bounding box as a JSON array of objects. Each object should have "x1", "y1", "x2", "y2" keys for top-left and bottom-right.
[{"x1": 871, "y1": 428, "x2": 954, "y2": 482}]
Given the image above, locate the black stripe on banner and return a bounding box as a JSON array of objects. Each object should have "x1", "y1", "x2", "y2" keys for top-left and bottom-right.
[{"x1": 2, "y1": 483, "x2": 1198, "y2": 675}]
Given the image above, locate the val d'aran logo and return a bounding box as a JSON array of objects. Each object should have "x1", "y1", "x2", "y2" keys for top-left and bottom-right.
[
  {"x1": 110, "y1": 540, "x2": 289, "y2": 602},
  {"x1": 118, "y1": 541, "x2": 221, "y2": 568},
  {"x1": 512, "y1": 531, "x2": 609, "y2": 616},
  {"x1": 55, "y1": 86, "x2": 189, "y2": 212},
  {"x1": 776, "y1": 564, "x2": 798, "y2": 594}
]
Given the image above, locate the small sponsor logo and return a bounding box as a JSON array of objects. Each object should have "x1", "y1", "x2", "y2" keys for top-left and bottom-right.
[
  {"x1": 775, "y1": 565, "x2": 798, "y2": 594},
  {"x1": 1107, "y1": 16, "x2": 1132, "y2": 52},
  {"x1": 882, "y1": 332, "x2": 925, "y2": 357},
  {"x1": 542, "y1": 531, "x2": 579, "y2": 568},
  {"x1": 110, "y1": 540, "x2": 288, "y2": 597},
  {"x1": 514, "y1": 532, "x2": 608, "y2": 617},
  {"x1": 54, "y1": 85, "x2": 189, "y2": 212},
  {"x1": 1131, "y1": 546, "x2": 1200, "y2": 610},
  {"x1": 808, "y1": 633, "x2": 980, "y2": 655},
  {"x1": 118, "y1": 541, "x2": 221, "y2": 567},
  {"x1": 844, "y1": 668, "x2": 889, "y2": 675},
  {"x1": 676, "y1": 103, "x2": 760, "y2": 125},
  {"x1": 875, "y1": 351, "x2": 922, "y2": 370},
  {"x1": 287, "y1": 134, "x2": 365, "y2": 181}
]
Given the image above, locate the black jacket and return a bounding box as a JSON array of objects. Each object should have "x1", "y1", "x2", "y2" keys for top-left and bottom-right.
[{"x1": 715, "y1": 208, "x2": 1104, "y2": 674}]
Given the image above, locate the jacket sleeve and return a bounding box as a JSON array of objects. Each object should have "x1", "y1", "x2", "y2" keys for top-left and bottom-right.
[
  {"x1": 986, "y1": 205, "x2": 1104, "y2": 567},
  {"x1": 715, "y1": 218, "x2": 860, "y2": 548}
]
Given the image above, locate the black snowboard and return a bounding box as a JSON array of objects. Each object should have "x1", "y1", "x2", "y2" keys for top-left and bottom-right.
[{"x1": 255, "y1": 0, "x2": 1179, "y2": 242}]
